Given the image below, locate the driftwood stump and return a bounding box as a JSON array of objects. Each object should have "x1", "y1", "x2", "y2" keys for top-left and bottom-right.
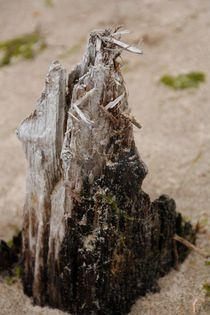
[{"x1": 17, "y1": 29, "x2": 194, "y2": 314}]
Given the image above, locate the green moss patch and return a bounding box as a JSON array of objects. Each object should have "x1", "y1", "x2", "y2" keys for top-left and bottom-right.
[
  {"x1": 6, "y1": 277, "x2": 17, "y2": 285},
  {"x1": 44, "y1": 0, "x2": 54, "y2": 7},
  {"x1": 203, "y1": 283, "x2": 210, "y2": 293},
  {"x1": 160, "y1": 72, "x2": 206, "y2": 90},
  {"x1": 5, "y1": 267, "x2": 21, "y2": 286},
  {"x1": 200, "y1": 217, "x2": 208, "y2": 226},
  {"x1": 0, "y1": 31, "x2": 46, "y2": 68}
]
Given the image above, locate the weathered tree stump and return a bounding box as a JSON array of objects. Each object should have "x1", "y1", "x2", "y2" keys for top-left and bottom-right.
[{"x1": 17, "y1": 29, "x2": 194, "y2": 314}]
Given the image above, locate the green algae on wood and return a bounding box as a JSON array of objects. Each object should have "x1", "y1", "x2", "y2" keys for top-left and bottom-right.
[
  {"x1": 0, "y1": 31, "x2": 46, "y2": 67},
  {"x1": 161, "y1": 72, "x2": 205, "y2": 90},
  {"x1": 16, "y1": 267, "x2": 21, "y2": 279},
  {"x1": 101, "y1": 195, "x2": 134, "y2": 221}
]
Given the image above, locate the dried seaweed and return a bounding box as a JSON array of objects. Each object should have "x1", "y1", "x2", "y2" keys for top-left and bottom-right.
[
  {"x1": 161, "y1": 72, "x2": 205, "y2": 89},
  {"x1": 0, "y1": 31, "x2": 46, "y2": 67}
]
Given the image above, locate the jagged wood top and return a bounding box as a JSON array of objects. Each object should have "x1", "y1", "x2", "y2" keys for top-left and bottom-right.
[{"x1": 62, "y1": 28, "x2": 143, "y2": 196}]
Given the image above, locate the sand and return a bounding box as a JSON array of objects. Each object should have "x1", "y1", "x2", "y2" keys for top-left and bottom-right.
[{"x1": 0, "y1": 0, "x2": 209, "y2": 314}]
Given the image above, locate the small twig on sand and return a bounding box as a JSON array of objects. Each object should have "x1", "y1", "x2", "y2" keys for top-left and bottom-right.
[
  {"x1": 192, "y1": 298, "x2": 198, "y2": 314},
  {"x1": 173, "y1": 238, "x2": 179, "y2": 270},
  {"x1": 173, "y1": 233, "x2": 208, "y2": 258}
]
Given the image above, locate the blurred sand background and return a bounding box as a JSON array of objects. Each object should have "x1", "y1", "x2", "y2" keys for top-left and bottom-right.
[{"x1": 0, "y1": 0, "x2": 209, "y2": 314}]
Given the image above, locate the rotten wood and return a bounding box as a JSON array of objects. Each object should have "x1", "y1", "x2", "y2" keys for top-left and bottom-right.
[{"x1": 17, "y1": 28, "x2": 195, "y2": 315}]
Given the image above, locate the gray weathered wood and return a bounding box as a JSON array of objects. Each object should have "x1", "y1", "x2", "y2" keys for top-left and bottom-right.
[{"x1": 17, "y1": 60, "x2": 66, "y2": 300}]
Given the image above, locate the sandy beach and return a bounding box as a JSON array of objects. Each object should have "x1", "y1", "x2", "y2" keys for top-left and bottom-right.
[{"x1": 0, "y1": 0, "x2": 209, "y2": 314}]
